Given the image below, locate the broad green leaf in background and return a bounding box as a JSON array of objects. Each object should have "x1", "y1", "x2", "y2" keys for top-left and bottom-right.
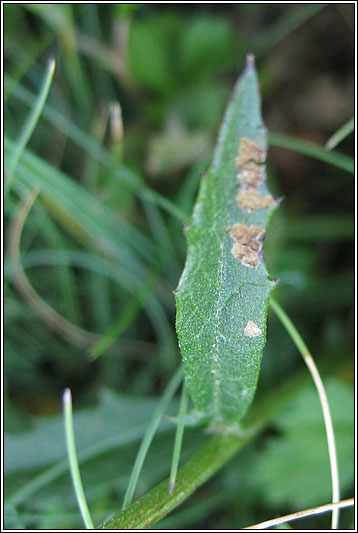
[
  {"x1": 128, "y1": 13, "x2": 240, "y2": 97},
  {"x1": 4, "y1": 390, "x2": 174, "y2": 475},
  {"x1": 4, "y1": 390, "x2": 182, "y2": 521},
  {"x1": 251, "y1": 379, "x2": 354, "y2": 509},
  {"x1": 128, "y1": 13, "x2": 183, "y2": 95},
  {"x1": 175, "y1": 56, "x2": 279, "y2": 429}
]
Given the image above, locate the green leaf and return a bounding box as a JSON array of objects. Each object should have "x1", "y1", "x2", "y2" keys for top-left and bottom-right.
[
  {"x1": 175, "y1": 57, "x2": 278, "y2": 429},
  {"x1": 179, "y1": 15, "x2": 241, "y2": 81},
  {"x1": 4, "y1": 390, "x2": 174, "y2": 475},
  {"x1": 251, "y1": 379, "x2": 354, "y2": 508},
  {"x1": 128, "y1": 13, "x2": 183, "y2": 95}
]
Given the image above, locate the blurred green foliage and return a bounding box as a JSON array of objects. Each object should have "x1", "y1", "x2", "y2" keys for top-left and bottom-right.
[
  {"x1": 4, "y1": 3, "x2": 354, "y2": 530},
  {"x1": 251, "y1": 379, "x2": 354, "y2": 509}
]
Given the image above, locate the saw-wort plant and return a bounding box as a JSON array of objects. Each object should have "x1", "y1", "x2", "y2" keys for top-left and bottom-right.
[{"x1": 92, "y1": 55, "x2": 351, "y2": 532}]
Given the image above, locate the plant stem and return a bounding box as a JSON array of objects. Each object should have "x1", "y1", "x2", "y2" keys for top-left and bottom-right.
[
  {"x1": 101, "y1": 433, "x2": 251, "y2": 529},
  {"x1": 100, "y1": 370, "x2": 305, "y2": 529},
  {"x1": 100, "y1": 295, "x2": 344, "y2": 530}
]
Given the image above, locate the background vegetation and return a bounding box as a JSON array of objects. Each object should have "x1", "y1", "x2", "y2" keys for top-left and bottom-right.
[{"x1": 4, "y1": 3, "x2": 354, "y2": 530}]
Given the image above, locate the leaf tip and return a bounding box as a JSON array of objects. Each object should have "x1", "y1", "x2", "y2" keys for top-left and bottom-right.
[
  {"x1": 325, "y1": 139, "x2": 335, "y2": 151},
  {"x1": 62, "y1": 388, "x2": 72, "y2": 404},
  {"x1": 246, "y1": 53, "x2": 256, "y2": 69}
]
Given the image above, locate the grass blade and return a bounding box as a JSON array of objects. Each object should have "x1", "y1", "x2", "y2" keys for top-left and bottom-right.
[
  {"x1": 5, "y1": 137, "x2": 153, "y2": 268},
  {"x1": 168, "y1": 381, "x2": 189, "y2": 494},
  {"x1": 270, "y1": 298, "x2": 340, "y2": 529},
  {"x1": 6, "y1": 246, "x2": 175, "y2": 357},
  {"x1": 325, "y1": 117, "x2": 354, "y2": 150},
  {"x1": 122, "y1": 366, "x2": 183, "y2": 510},
  {"x1": 4, "y1": 423, "x2": 165, "y2": 510},
  {"x1": 100, "y1": 368, "x2": 309, "y2": 529},
  {"x1": 4, "y1": 75, "x2": 188, "y2": 223},
  {"x1": 269, "y1": 131, "x2": 354, "y2": 174},
  {"x1": 244, "y1": 498, "x2": 354, "y2": 530},
  {"x1": 253, "y1": 4, "x2": 326, "y2": 58},
  {"x1": 89, "y1": 269, "x2": 159, "y2": 360},
  {"x1": 5, "y1": 58, "x2": 55, "y2": 196},
  {"x1": 62, "y1": 389, "x2": 94, "y2": 529},
  {"x1": 7, "y1": 188, "x2": 97, "y2": 347}
]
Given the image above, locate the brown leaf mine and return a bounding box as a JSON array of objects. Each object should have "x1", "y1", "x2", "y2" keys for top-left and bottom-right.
[
  {"x1": 238, "y1": 162, "x2": 266, "y2": 188},
  {"x1": 228, "y1": 223, "x2": 265, "y2": 267},
  {"x1": 236, "y1": 189, "x2": 276, "y2": 212},
  {"x1": 236, "y1": 138, "x2": 266, "y2": 167},
  {"x1": 235, "y1": 137, "x2": 276, "y2": 212},
  {"x1": 244, "y1": 320, "x2": 262, "y2": 337}
]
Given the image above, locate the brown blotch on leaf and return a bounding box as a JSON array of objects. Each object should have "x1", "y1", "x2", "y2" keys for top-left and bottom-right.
[
  {"x1": 237, "y1": 189, "x2": 276, "y2": 212},
  {"x1": 228, "y1": 223, "x2": 265, "y2": 267},
  {"x1": 229, "y1": 223, "x2": 264, "y2": 242},
  {"x1": 235, "y1": 137, "x2": 276, "y2": 213},
  {"x1": 236, "y1": 138, "x2": 266, "y2": 167},
  {"x1": 238, "y1": 162, "x2": 266, "y2": 188},
  {"x1": 232, "y1": 244, "x2": 259, "y2": 267}
]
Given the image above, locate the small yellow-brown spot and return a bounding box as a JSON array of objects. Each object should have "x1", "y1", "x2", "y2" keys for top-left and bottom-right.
[
  {"x1": 236, "y1": 189, "x2": 276, "y2": 212},
  {"x1": 236, "y1": 138, "x2": 266, "y2": 167},
  {"x1": 244, "y1": 320, "x2": 262, "y2": 337},
  {"x1": 228, "y1": 223, "x2": 265, "y2": 267}
]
